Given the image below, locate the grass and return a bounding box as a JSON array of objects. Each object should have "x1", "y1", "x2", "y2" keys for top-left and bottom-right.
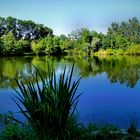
[
  {"x1": 2, "y1": 116, "x2": 140, "y2": 140},
  {"x1": 1, "y1": 112, "x2": 140, "y2": 139},
  {"x1": 12, "y1": 64, "x2": 82, "y2": 139},
  {"x1": 0, "y1": 112, "x2": 38, "y2": 140}
]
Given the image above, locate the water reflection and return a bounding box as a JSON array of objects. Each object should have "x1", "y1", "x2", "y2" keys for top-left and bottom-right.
[
  {"x1": 1, "y1": 56, "x2": 140, "y2": 128},
  {"x1": 65, "y1": 55, "x2": 140, "y2": 88},
  {"x1": 0, "y1": 56, "x2": 140, "y2": 88},
  {"x1": 94, "y1": 56, "x2": 140, "y2": 88}
]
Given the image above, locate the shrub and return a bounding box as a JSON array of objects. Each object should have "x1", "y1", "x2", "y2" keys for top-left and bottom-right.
[
  {"x1": 105, "y1": 49, "x2": 115, "y2": 55},
  {"x1": 0, "y1": 112, "x2": 36, "y2": 140},
  {"x1": 13, "y1": 64, "x2": 82, "y2": 139},
  {"x1": 116, "y1": 49, "x2": 124, "y2": 55},
  {"x1": 126, "y1": 44, "x2": 140, "y2": 55},
  {"x1": 31, "y1": 39, "x2": 46, "y2": 55}
]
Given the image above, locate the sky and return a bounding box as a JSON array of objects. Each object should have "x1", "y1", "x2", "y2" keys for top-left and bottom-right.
[{"x1": 0, "y1": 0, "x2": 140, "y2": 35}]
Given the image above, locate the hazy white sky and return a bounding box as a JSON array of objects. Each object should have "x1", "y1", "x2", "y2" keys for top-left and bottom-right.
[{"x1": 0, "y1": 0, "x2": 140, "y2": 35}]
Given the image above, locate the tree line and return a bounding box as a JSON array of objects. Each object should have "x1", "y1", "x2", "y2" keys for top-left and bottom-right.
[{"x1": 0, "y1": 16, "x2": 140, "y2": 56}]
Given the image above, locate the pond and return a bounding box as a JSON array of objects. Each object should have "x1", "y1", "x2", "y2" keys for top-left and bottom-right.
[{"x1": 0, "y1": 55, "x2": 140, "y2": 128}]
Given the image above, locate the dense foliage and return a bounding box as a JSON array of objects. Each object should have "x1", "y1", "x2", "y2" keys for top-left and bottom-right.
[
  {"x1": 0, "y1": 16, "x2": 53, "y2": 55},
  {"x1": 68, "y1": 17, "x2": 140, "y2": 55},
  {"x1": 0, "y1": 55, "x2": 140, "y2": 89},
  {"x1": 0, "y1": 16, "x2": 53, "y2": 39},
  {"x1": 0, "y1": 16, "x2": 140, "y2": 55},
  {"x1": 1, "y1": 113, "x2": 139, "y2": 140}
]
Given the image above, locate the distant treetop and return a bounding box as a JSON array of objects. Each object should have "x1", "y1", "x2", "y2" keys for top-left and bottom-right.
[{"x1": 0, "y1": 16, "x2": 53, "y2": 40}]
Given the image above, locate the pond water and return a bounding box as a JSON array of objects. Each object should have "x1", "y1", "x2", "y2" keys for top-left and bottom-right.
[{"x1": 0, "y1": 55, "x2": 140, "y2": 128}]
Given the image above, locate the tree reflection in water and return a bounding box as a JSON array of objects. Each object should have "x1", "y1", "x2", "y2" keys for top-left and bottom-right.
[
  {"x1": 66, "y1": 55, "x2": 140, "y2": 88},
  {"x1": 0, "y1": 55, "x2": 140, "y2": 88}
]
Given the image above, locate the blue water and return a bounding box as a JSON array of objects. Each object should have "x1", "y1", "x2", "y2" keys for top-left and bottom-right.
[
  {"x1": 0, "y1": 56, "x2": 140, "y2": 128},
  {"x1": 77, "y1": 73, "x2": 140, "y2": 128}
]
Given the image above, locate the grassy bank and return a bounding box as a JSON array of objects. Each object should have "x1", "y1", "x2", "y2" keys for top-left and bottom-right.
[
  {"x1": 1, "y1": 113, "x2": 140, "y2": 140},
  {"x1": 94, "y1": 44, "x2": 140, "y2": 56}
]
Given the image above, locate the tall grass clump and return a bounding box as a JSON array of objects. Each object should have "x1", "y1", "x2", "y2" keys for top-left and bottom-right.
[{"x1": 12, "y1": 64, "x2": 82, "y2": 139}]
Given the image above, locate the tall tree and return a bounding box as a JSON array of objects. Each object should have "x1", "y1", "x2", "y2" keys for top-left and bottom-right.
[{"x1": 1, "y1": 32, "x2": 16, "y2": 54}]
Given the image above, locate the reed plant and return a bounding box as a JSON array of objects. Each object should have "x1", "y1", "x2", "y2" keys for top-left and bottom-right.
[{"x1": 12, "y1": 64, "x2": 82, "y2": 139}]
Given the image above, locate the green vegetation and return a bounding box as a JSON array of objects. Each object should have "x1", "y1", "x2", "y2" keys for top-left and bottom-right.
[
  {"x1": 1, "y1": 55, "x2": 140, "y2": 88},
  {"x1": 1, "y1": 64, "x2": 140, "y2": 139},
  {"x1": 1, "y1": 16, "x2": 140, "y2": 139},
  {"x1": 68, "y1": 17, "x2": 140, "y2": 56},
  {"x1": 1, "y1": 32, "x2": 28, "y2": 55},
  {"x1": 11, "y1": 64, "x2": 82, "y2": 139},
  {"x1": 125, "y1": 44, "x2": 140, "y2": 55},
  {"x1": 1, "y1": 112, "x2": 140, "y2": 139},
  {"x1": 0, "y1": 16, "x2": 140, "y2": 56},
  {"x1": 0, "y1": 112, "x2": 38, "y2": 140}
]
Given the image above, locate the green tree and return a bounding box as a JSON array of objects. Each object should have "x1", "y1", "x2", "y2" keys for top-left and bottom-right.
[
  {"x1": 128, "y1": 17, "x2": 140, "y2": 44},
  {"x1": 1, "y1": 32, "x2": 16, "y2": 54},
  {"x1": 115, "y1": 35, "x2": 128, "y2": 49},
  {"x1": 45, "y1": 35, "x2": 53, "y2": 54},
  {"x1": 104, "y1": 17, "x2": 140, "y2": 50},
  {"x1": 32, "y1": 35, "x2": 62, "y2": 55},
  {"x1": 53, "y1": 36, "x2": 59, "y2": 48},
  {"x1": 108, "y1": 22, "x2": 119, "y2": 35},
  {"x1": 1, "y1": 32, "x2": 26, "y2": 55},
  {"x1": 0, "y1": 17, "x2": 6, "y2": 36},
  {"x1": 80, "y1": 28, "x2": 91, "y2": 48},
  {"x1": 0, "y1": 37, "x2": 3, "y2": 54},
  {"x1": 59, "y1": 34, "x2": 67, "y2": 49},
  {"x1": 31, "y1": 38, "x2": 46, "y2": 54},
  {"x1": 6, "y1": 17, "x2": 17, "y2": 35},
  {"x1": 0, "y1": 16, "x2": 53, "y2": 40},
  {"x1": 91, "y1": 37, "x2": 101, "y2": 52},
  {"x1": 69, "y1": 28, "x2": 91, "y2": 48},
  {"x1": 16, "y1": 39, "x2": 28, "y2": 54}
]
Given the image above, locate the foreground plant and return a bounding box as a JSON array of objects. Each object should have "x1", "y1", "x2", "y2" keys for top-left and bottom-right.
[{"x1": 12, "y1": 64, "x2": 82, "y2": 139}]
